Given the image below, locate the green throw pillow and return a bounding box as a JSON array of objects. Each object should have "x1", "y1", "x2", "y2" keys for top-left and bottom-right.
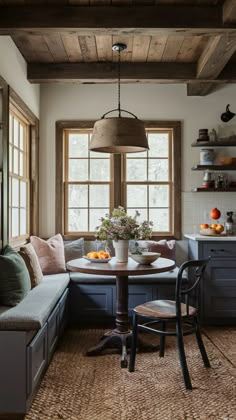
[{"x1": 0, "y1": 245, "x2": 31, "y2": 307}]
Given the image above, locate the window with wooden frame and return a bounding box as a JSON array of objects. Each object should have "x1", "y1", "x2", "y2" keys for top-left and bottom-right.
[
  {"x1": 56, "y1": 120, "x2": 181, "y2": 239},
  {"x1": 8, "y1": 89, "x2": 39, "y2": 246},
  {"x1": 124, "y1": 128, "x2": 176, "y2": 236},
  {"x1": 9, "y1": 107, "x2": 30, "y2": 242},
  {"x1": 64, "y1": 129, "x2": 112, "y2": 235}
]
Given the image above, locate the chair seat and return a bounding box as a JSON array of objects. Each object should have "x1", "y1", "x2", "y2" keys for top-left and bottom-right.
[{"x1": 134, "y1": 299, "x2": 197, "y2": 319}]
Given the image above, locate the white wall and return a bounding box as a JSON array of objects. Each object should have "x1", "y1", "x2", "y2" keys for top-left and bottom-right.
[
  {"x1": 40, "y1": 83, "x2": 236, "y2": 244},
  {"x1": 0, "y1": 37, "x2": 40, "y2": 117}
]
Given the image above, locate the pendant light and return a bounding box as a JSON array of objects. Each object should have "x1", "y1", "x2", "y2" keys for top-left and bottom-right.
[{"x1": 89, "y1": 43, "x2": 149, "y2": 154}]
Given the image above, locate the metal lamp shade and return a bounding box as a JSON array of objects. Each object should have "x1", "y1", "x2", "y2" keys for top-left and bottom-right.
[{"x1": 90, "y1": 117, "x2": 149, "y2": 153}]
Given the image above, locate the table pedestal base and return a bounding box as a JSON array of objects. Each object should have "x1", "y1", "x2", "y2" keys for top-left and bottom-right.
[
  {"x1": 86, "y1": 330, "x2": 132, "y2": 368},
  {"x1": 86, "y1": 330, "x2": 160, "y2": 368}
]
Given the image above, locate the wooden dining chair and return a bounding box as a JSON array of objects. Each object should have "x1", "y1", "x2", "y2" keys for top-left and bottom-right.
[{"x1": 129, "y1": 258, "x2": 211, "y2": 390}]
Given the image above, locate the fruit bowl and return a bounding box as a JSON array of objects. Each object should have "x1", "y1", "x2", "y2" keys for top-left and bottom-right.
[
  {"x1": 130, "y1": 252, "x2": 161, "y2": 265},
  {"x1": 200, "y1": 228, "x2": 225, "y2": 236}
]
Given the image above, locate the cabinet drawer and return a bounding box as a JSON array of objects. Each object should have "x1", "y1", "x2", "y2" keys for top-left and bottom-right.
[
  {"x1": 27, "y1": 323, "x2": 47, "y2": 395},
  {"x1": 202, "y1": 242, "x2": 236, "y2": 258},
  {"x1": 47, "y1": 304, "x2": 59, "y2": 361}
]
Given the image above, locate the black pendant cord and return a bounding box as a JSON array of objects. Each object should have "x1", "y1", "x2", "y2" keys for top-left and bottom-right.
[
  {"x1": 118, "y1": 48, "x2": 121, "y2": 117},
  {"x1": 101, "y1": 43, "x2": 138, "y2": 120}
]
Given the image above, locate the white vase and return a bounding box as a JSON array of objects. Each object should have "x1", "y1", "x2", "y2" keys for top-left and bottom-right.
[{"x1": 113, "y1": 240, "x2": 129, "y2": 263}]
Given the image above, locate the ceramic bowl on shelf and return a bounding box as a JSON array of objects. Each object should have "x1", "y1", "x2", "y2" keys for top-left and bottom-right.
[
  {"x1": 130, "y1": 252, "x2": 161, "y2": 265},
  {"x1": 219, "y1": 156, "x2": 233, "y2": 165}
]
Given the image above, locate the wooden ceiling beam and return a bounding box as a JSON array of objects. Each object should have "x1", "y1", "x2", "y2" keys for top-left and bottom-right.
[
  {"x1": 197, "y1": 35, "x2": 236, "y2": 79},
  {"x1": 223, "y1": 0, "x2": 236, "y2": 23},
  {"x1": 187, "y1": 35, "x2": 236, "y2": 96},
  {"x1": 0, "y1": 5, "x2": 236, "y2": 37},
  {"x1": 186, "y1": 83, "x2": 215, "y2": 97},
  {"x1": 27, "y1": 61, "x2": 236, "y2": 83}
]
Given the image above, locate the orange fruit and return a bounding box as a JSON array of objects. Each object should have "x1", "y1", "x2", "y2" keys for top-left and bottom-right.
[
  {"x1": 215, "y1": 224, "x2": 224, "y2": 234},
  {"x1": 200, "y1": 223, "x2": 209, "y2": 229},
  {"x1": 210, "y1": 208, "x2": 221, "y2": 220},
  {"x1": 210, "y1": 223, "x2": 218, "y2": 229},
  {"x1": 103, "y1": 252, "x2": 110, "y2": 259},
  {"x1": 89, "y1": 251, "x2": 99, "y2": 259}
]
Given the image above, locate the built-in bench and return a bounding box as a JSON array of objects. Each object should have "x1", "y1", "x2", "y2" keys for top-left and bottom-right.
[
  {"x1": 0, "y1": 239, "x2": 184, "y2": 415},
  {"x1": 0, "y1": 273, "x2": 70, "y2": 415}
]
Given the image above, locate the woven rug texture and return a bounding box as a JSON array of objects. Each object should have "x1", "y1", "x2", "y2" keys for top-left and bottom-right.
[{"x1": 25, "y1": 327, "x2": 236, "y2": 420}]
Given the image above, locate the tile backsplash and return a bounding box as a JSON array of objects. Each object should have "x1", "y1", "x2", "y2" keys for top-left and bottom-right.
[{"x1": 182, "y1": 191, "x2": 236, "y2": 236}]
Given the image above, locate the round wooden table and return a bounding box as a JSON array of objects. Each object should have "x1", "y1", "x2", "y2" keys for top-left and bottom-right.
[{"x1": 67, "y1": 257, "x2": 176, "y2": 368}]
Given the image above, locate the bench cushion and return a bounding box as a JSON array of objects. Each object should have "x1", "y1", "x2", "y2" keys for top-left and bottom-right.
[
  {"x1": 69, "y1": 267, "x2": 181, "y2": 285},
  {"x1": 0, "y1": 273, "x2": 70, "y2": 330}
]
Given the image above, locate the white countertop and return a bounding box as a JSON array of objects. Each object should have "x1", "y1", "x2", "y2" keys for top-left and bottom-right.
[{"x1": 184, "y1": 234, "x2": 236, "y2": 241}]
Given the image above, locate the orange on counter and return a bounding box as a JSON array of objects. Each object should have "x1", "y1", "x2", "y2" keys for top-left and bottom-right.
[
  {"x1": 200, "y1": 223, "x2": 209, "y2": 229},
  {"x1": 215, "y1": 224, "x2": 224, "y2": 234},
  {"x1": 210, "y1": 223, "x2": 218, "y2": 229}
]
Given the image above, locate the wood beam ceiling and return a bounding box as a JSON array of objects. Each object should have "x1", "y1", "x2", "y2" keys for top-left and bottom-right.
[
  {"x1": 27, "y1": 61, "x2": 236, "y2": 83},
  {"x1": 0, "y1": 5, "x2": 236, "y2": 37},
  {"x1": 1, "y1": 3, "x2": 236, "y2": 95},
  {"x1": 187, "y1": 35, "x2": 236, "y2": 95},
  {"x1": 223, "y1": 0, "x2": 236, "y2": 23}
]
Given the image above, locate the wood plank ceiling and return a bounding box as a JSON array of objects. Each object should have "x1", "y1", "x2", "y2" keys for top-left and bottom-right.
[{"x1": 0, "y1": 0, "x2": 236, "y2": 95}]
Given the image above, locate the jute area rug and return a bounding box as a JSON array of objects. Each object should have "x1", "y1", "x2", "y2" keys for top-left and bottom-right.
[{"x1": 26, "y1": 327, "x2": 236, "y2": 420}]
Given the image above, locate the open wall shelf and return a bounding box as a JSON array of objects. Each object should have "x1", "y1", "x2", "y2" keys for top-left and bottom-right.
[
  {"x1": 192, "y1": 165, "x2": 236, "y2": 170},
  {"x1": 192, "y1": 187, "x2": 236, "y2": 192},
  {"x1": 191, "y1": 141, "x2": 236, "y2": 147}
]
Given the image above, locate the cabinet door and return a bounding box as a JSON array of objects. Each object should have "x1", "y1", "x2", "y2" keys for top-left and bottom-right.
[
  {"x1": 127, "y1": 286, "x2": 153, "y2": 316},
  {"x1": 204, "y1": 259, "x2": 236, "y2": 320},
  {"x1": 47, "y1": 304, "x2": 60, "y2": 361},
  {"x1": 70, "y1": 284, "x2": 114, "y2": 320},
  {"x1": 27, "y1": 324, "x2": 47, "y2": 396},
  {"x1": 59, "y1": 288, "x2": 69, "y2": 336}
]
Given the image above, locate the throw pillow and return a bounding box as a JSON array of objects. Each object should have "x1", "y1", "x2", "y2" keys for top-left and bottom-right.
[
  {"x1": 0, "y1": 245, "x2": 31, "y2": 307},
  {"x1": 138, "y1": 239, "x2": 176, "y2": 261},
  {"x1": 64, "y1": 238, "x2": 84, "y2": 262},
  {"x1": 30, "y1": 234, "x2": 66, "y2": 275},
  {"x1": 19, "y1": 243, "x2": 43, "y2": 288}
]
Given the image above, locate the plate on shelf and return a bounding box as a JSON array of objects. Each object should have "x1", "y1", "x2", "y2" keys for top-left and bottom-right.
[{"x1": 83, "y1": 256, "x2": 111, "y2": 263}]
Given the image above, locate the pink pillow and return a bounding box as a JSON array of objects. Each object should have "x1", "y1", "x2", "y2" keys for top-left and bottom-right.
[
  {"x1": 139, "y1": 240, "x2": 176, "y2": 261},
  {"x1": 30, "y1": 234, "x2": 66, "y2": 274}
]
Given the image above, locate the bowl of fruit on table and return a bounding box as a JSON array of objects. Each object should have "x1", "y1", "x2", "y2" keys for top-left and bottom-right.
[{"x1": 84, "y1": 250, "x2": 111, "y2": 262}]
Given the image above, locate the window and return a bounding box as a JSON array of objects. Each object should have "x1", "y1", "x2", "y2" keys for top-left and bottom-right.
[
  {"x1": 9, "y1": 107, "x2": 30, "y2": 241},
  {"x1": 56, "y1": 121, "x2": 181, "y2": 239},
  {"x1": 125, "y1": 129, "x2": 173, "y2": 234},
  {"x1": 64, "y1": 129, "x2": 112, "y2": 234},
  {"x1": 7, "y1": 89, "x2": 39, "y2": 246}
]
